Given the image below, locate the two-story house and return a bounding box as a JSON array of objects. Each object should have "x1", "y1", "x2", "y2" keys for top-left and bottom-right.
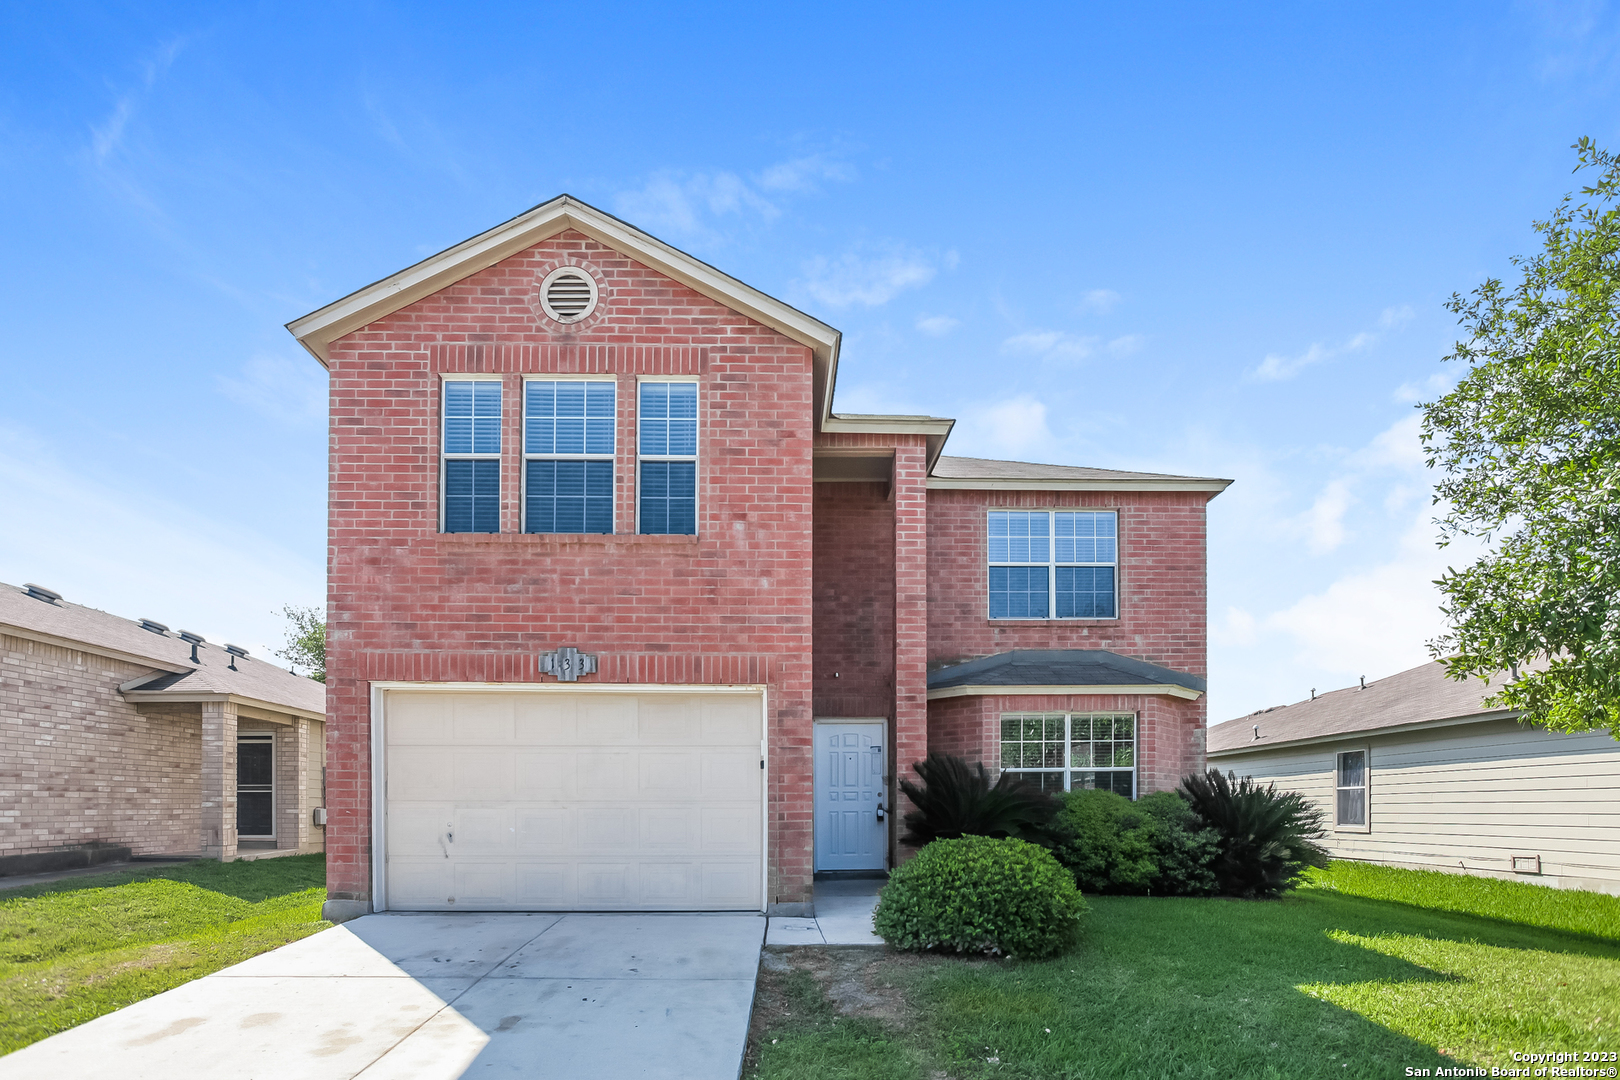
[{"x1": 288, "y1": 196, "x2": 1228, "y2": 922}]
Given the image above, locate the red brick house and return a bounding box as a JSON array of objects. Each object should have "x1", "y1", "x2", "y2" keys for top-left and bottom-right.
[{"x1": 288, "y1": 196, "x2": 1227, "y2": 921}]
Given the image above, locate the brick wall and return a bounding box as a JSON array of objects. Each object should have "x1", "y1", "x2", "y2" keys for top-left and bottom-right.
[
  {"x1": 925, "y1": 488, "x2": 1212, "y2": 677},
  {"x1": 324, "y1": 230, "x2": 816, "y2": 906},
  {"x1": 0, "y1": 633, "x2": 201, "y2": 857},
  {"x1": 812, "y1": 481, "x2": 894, "y2": 718}
]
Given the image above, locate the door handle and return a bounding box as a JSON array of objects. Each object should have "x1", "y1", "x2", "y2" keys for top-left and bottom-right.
[{"x1": 876, "y1": 801, "x2": 886, "y2": 822}]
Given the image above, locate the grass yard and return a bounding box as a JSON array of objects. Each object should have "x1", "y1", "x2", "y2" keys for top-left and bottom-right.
[
  {"x1": 0, "y1": 855, "x2": 329, "y2": 1054},
  {"x1": 746, "y1": 863, "x2": 1620, "y2": 1080}
]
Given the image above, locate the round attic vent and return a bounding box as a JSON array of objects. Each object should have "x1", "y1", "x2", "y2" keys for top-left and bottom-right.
[{"x1": 539, "y1": 266, "x2": 599, "y2": 323}]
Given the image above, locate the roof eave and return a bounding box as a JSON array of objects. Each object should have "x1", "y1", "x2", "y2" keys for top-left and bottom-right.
[
  {"x1": 925, "y1": 476, "x2": 1234, "y2": 493},
  {"x1": 0, "y1": 622, "x2": 191, "y2": 676},
  {"x1": 928, "y1": 683, "x2": 1203, "y2": 701},
  {"x1": 1207, "y1": 707, "x2": 1522, "y2": 756},
  {"x1": 121, "y1": 688, "x2": 325, "y2": 722},
  {"x1": 286, "y1": 195, "x2": 844, "y2": 426},
  {"x1": 821, "y1": 414, "x2": 956, "y2": 471}
]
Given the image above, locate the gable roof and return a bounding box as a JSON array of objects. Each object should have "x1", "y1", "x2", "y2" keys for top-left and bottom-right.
[
  {"x1": 0, "y1": 582, "x2": 325, "y2": 719},
  {"x1": 928, "y1": 456, "x2": 1232, "y2": 492},
  {"x1": 286, "y1": 194, "x2": 844, "y2": 427},
  {"x1": 927, "y1": 649, "x2": 1205, "y2": 700},
  {"x1": 1207, "y1": 659, "x2": 1514, "y2": 756}
]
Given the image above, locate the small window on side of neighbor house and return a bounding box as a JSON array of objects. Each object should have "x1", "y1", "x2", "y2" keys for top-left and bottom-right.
[{"x1": 1336, "y1": 749, "x2": 1368, "y2": 828}]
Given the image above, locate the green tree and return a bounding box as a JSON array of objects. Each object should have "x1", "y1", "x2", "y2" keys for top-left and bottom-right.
[
  {"x1": 1423, "y1": 138, "x2": 1620, "y2": 738},
  {"x1": 274, "y1": 604, "x2": 326, "y2": 683}
]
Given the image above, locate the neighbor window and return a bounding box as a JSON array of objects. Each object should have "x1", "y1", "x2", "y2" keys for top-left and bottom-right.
[
  {"x1": 442, "y1": 379, "x2": 502, "y2": 533},
  {"x1": 1336, "y1": 749, "x2": 1369, "y2": 829},
  {"x1": 1000, "y1": 712, "x2": 1136, "y2": 796},
  {"x1": 638, "y1": 381, "x2": 697, "y2": 534},
  {"x1": 987, "y1": 510, "x2": 1117, "y2": 619},
  {"x1": 524, "y1": 379, "x2": 615, "y2": 534}
]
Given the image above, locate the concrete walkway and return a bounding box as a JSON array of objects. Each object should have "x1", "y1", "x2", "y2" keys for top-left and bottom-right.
[
  {"x1": 0, "y1": 912, "x2": 763, "y2": 1080},
  {"x1": 766, "y1": 877, "x2": 885, "y2": 946}
]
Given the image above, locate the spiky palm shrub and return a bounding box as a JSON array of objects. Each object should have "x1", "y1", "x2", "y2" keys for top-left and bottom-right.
[
  {"x1": 898, "y1": 753, "x2": 1058, "y2": 847},
  {"x1": 1178, "y1": 769, "x2": 1329, "y2": 898}
]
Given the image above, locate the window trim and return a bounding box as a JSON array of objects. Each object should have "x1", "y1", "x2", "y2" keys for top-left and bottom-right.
[
  {"x1": 1334, "y1": 747, "x2": 1371, "y2": 832},
  {"x1": 439, "y1": 373, "x2": 504, "y2": 534},
  {"x1": 520, "y1": 374, "x2": 617, "y2": 535},
  {"x1": 999, "y1": 711, "x2": 1137, "y2": 797},
  {"x1": 985, "y1": 509, "x2": 1120, "y2": 621},
  {"x1": 635, "y1": 376, "x2": 700, "y2": 536}
]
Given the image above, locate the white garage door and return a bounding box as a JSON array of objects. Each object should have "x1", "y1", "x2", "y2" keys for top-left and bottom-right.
[{"x1": 381, "y1": 688, "x2": 764, "y2": 911}]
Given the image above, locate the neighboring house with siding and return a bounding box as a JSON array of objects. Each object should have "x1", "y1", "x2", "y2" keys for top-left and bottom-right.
[
  {"x1": 1208, "y1": 659, "x2": 1620, "y2": 895},
  {"x1": 287, "y1": 194, "x2": 1229, "y2": 921},
  {"x1": 0, "y1": 581, "x2": 327, "y2": 874}
]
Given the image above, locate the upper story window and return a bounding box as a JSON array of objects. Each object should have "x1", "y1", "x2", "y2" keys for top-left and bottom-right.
[
  {"x1": 638, "y1": 381, "x2": 697, "y2": 535},
  {"x1": 524, "y1": 379, "x2": 615, "y2": 534},
  {"x1": 442, "y1": 379, "x2": 502, "y2": 533},
  {"x1": 987, "y1": 510, "x2": 1117, "y2": 619}
]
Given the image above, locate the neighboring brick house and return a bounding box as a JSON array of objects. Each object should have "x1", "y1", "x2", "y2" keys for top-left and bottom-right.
[
  {"x1": 0, "y1": 581, "x2": 326, "y2": 873},
  {"x1": 288, "y1": 195, "x2": 1228, "y2": 921}
]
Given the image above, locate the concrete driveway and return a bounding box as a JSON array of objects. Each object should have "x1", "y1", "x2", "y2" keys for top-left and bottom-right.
[{"x1": 0, "y1": 912, "x2": 764, "y2": 1080}]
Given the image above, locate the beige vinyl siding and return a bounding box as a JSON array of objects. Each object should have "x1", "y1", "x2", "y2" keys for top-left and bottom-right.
[{"x1": 1212, "y1": 717, "x2": 1620, "y2": 894}]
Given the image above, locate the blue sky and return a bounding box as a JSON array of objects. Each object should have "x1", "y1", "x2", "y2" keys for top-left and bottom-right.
[{"x1": 1, "y1": 2, "x2": 1615, "y2": 721}]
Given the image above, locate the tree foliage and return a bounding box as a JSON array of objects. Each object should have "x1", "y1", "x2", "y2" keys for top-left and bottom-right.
[
  {"x1": 274, "y1": 604, "x2": 325, "y2": 683},
  {"x1": 1423, "y1": 138, "x2": 1620, "y2": 738}
]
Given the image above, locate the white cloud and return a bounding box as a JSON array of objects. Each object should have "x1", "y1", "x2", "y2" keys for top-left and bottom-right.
[
  {"x1": 1250, "y1": 307, "x2": 1414, "y2": 382},
  {"x1": 755, "y1": 154, "x2": 853, "y2": 193},
  {"x1": 796, "y1": 245, "x2": 938, "y2": 308},
  {"x1": 89, "y1": 37, "x2": 187, "y2": 165},
  {"x1": 0, "y1": 430, "x2": 322, "y2": 661},
  {"x1": 1350, "y1": 414, "x2": 1426, "y2": 471},
  {"x1": 1264, "y1": 511, "x2": 1478, "y2": 682},
  {"x1": 1216, "y1": 606, "x2": 1258, "y2": 648},
  {"x1": 217, "y1": 355, "x2": 328, "y2": 425},
  {"x1": 952, "y1": 395, "x2": 1056, "y2": 458},
  {"x1": 1078, "y1": 289, "x2": 1122, "y2": 315},
  {"x1": 1379, "y1": 304, "x2": 1415, "y2": 330},
  {"x1": 613, "y1": 170, "x2": 778, "y2": 237},
  {"x1": 1000, "y1": 330, "x2": 1098, "y2": 363},
  {"x1": 613, "y1": 153, "x2": 854, "y2": 240},
  {"x1": 916, "y1": 314, "x2": 960, "y2": 337},
  {"x1": 1297, "y1": 479, "x2": 1353, "y2": 554},
  {"x1": 1107, "y1": 334, "x2": 1144, "y2": 357},
  {"x1": 1394, "y1": 372, "x2": 1450, "y2": 403}
]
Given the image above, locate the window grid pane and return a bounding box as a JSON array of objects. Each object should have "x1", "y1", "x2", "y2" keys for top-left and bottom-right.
[
  {"x1": 1336, "y1": 751, "x2": 1368, "y2": 826},
  {"x1": 525, "y1": 460, "x2": 613, "y2": 535},
  {"x1": 639, "y1": 382, "x2": 697, "y2": 536},
  {"x1": 444, "y1": 380, "x2": 502, "y2": 455},
  {"x1": 523, "y1": 380, "x2": 614, "y2": 535},
  {"x1": 445, "y1": 459, "x2": 500, "y2": 533}
]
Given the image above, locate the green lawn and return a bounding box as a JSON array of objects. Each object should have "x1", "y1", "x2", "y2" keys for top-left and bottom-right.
[
  {"x1": 0, "y1": 855, "x2": 330, "y2": 1054},
  {"x1": 748, "y1": 863, "x2": 1620, "y2": 1080}
]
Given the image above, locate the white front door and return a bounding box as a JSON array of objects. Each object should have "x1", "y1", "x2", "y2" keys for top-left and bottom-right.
[{"x1": 813, "y1": 722, "x2": 887, "y2": 871}]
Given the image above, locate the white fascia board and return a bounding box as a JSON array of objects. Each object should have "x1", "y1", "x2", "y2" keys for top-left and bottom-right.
[
  {"x1": 0, "y1": 622, "x2": 191, "y2": 675},
  {"x1": 368, "y1": 680, "x2": 766, "y2": 694},
  {"x1": 926, "y1": 477, "x2": 1234, "y2": 493},
  {"x1": 286, "y1": 196, "x2": 843, "y2": 423},
  {"x1": 927, "y1": 683, "x2": 1204, "y2": 701},
  {"x1": 1207, "y1": 708, "x2": 1522, "y2": 757},
  {"x1": 121, "y1": 689, "x2": 325, "y2": 721},
  {"x1": 822, "y1": 414, "x2": 956, "y2": 471}
]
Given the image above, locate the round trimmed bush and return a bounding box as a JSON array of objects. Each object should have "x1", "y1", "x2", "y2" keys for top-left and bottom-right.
[{"x1": 872, "y1": 835, "x2": 1087, "y2": 959}]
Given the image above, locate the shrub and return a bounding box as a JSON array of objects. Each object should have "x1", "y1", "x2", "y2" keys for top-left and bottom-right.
[
  {"x1": 1134, "y1": 790, "x2": 1221, "y2": 897},
  {"x1": 1048, "y1": 789, "x2": 1157, "y2": 893},
  {"x1": 1179, "y1": 769, "x2": 1329, "y2": 898},
  {"x1": 873, "y1": 835, "x2": 1086, "y2": 958},
  {"x1": 897, "y1": 753, "x2": 1059, "y2": 847},
  {"x1": 1045, "y1": 788, "x2": 1220, "y2": 896}
]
